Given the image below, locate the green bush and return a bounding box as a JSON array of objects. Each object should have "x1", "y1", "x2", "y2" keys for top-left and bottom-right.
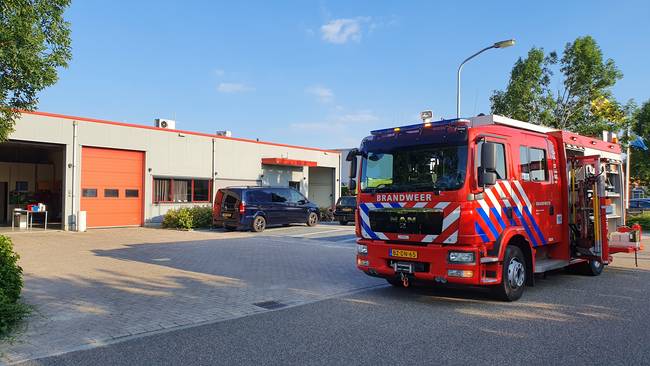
[
  {"x1": 162, "y1": 206, "x2": 213, "y2": 230},
  {"x1": 628, "y1": 212, "x2": 650, "y2": 230},
  {"x1": 319, "y1": 207, "x2": 334, "y2": 222},
  {"x1": 0, "y1": 235, "x2": 29, "y2": 337}
]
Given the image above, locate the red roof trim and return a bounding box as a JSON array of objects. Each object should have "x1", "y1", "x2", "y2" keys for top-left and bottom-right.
[
  {"x1": 19, "y1": 110, "x2": 339, "y2": 154},
  {"x1": 261, "y1": 158, "x2": 318, "y2": 167}
]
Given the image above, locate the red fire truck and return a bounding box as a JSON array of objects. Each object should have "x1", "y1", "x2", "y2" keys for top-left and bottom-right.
[{"x1": 348, "y1": 114, "x2": 642, "y2": 301}]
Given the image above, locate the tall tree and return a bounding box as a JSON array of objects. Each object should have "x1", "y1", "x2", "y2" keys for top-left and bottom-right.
[
  {"x1": 554, "y1": 36, "x2": 623, "y2": 135},
  {"x1": 630, "y1": 100, "x2": 650, "y2": 186},
  {"x1": 0, "y1": 0, "x2": 72, "y2": 142},
  {"x1": 490, "y1": 48, "x2": 557, "y2": 125},
  {"x1": 491, "y1": 36, "x2": 623, "y2": 137}
]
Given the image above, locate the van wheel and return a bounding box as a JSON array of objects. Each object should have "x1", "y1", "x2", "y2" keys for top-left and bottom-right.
[
  {"x1": 252, "y1": 216, "x2": 266, "y2": 232},
  {"x1": 307, "y1": 212, "x2": 319, "y2": 226},
  {"x1": 339, "y1": 220, "x2": 348, "y2": 226},
  {"x1": 492, "y1": 246, "x2": 526, "y2": 301}
]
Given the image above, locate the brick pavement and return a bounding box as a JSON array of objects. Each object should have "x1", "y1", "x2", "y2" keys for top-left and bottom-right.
[{"x1": 0, "y1": 227, "x2": 381, "y2": 364}]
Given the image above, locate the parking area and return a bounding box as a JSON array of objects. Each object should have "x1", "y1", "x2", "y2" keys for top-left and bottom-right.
[
  {"x1": 1, "y1": 225, "x2": 647, "y2": 364},
  {"x1": 0, "y1": 224, "x2": 374, "y2": 364}
]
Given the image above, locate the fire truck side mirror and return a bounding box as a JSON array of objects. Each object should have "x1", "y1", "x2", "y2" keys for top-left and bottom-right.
[
  {"x1": 347, "y1": 149, "x2": 358, "y2": 179},
  {"x1": 479, "y1": 142, "x2": 498, "y2": 186}
]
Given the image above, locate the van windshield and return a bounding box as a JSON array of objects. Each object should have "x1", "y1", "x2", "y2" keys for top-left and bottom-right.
[{"x1": 360, "y1": 144, "x2": 468, "y2": 193}]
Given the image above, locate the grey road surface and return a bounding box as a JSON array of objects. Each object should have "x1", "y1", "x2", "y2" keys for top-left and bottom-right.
[{"x1": 18, "y1": 256, "x2": 650, "y2": 366}]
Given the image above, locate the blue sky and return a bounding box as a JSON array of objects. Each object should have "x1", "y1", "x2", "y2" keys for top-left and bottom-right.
[{"x1": 38, "y1": 0, "x2": 650, "y2": 148}]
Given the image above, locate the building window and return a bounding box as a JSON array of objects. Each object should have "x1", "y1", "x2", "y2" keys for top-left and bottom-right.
[
  {"x1": 173, "y1": 179, "x2": 191, "y2": 202},
  {"x1": 520, "y1": 146, "x2": 548, "y2": 182},
  {"x1": 82, "y1": 188, "x2": 98, "y2": 197},
  {"x1": 104, "y1": 189, "x2": 119, "y2": 198},
  {"x1": 193, "y1": 180, "x2": 210, "y2": 202},
  {"x1": 289, "y1": 181, "x2": 300, "y2": 190},
  {"x1": 153, "y1": 178, "x2": 212, "y2": 203},
  {"x1": 15, "y1": 181, "x2": 28, "y2": 192},
  {"x1": 125, "y1": 189, "x2": 139, "y2": 198}
]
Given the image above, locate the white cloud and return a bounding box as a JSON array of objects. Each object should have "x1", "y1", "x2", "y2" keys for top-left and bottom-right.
[
  {"x1": 306, "y1": 85, "x2": 334, "y2": 103},
  {"x1": 320, "y1": 17, "x2": 370, "y2": 44},
  {"x1": 217, "y1": 82, "x2": 255, "y2": 93},
  {"x1": 336, "y1": 110, "x2": 379, "y2": 123}
]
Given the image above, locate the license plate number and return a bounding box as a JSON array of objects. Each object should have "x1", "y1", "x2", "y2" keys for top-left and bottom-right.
[
  {"x1": 222, "y1": 213, "x2": 232, "y2": 218},
  {"x1": 390, "y1": 249, "x2": 417, "y2": 259},
  {"x1": 343, "y1": 208, "x2": 353, "y2": 212}
]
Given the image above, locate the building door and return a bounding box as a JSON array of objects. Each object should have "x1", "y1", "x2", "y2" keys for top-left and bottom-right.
[
  {"x1": 80, "y1": 147, "x2": 144, "y2": 227},
  {"x1": 0, "y1": 182, "x2": 6, "y2": 223}
]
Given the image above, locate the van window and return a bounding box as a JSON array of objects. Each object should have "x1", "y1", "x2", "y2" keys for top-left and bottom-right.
[
  {"x1": 247, "y1": 189, "x2": 271, "y2": 203},
  {"x1": 271, "y1": 189, "x2": 289, "y2": 203},
  {"x1": 477, "y1": 141, "x2": 507, "y2": 179},
  {"x1": 290, "y1": 189, "x2": 306, "y2": 203},
  {"x1": 520, "y1": 146, "x2": 548, "y2": 181}
]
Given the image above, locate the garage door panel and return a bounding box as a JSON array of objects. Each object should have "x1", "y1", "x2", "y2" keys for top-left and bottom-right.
[{"x1": 80, "y1": 147, "x2": 144, "y2": 227}]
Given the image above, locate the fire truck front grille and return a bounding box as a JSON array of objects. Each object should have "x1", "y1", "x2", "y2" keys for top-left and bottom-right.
[{"x1": 369, "y1": 209, "x2": 442, "y2": 235}]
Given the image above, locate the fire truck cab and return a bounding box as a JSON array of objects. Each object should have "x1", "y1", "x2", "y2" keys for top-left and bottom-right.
[{"x1": 350, "y1": 114, "x2": 641, "y2": 301}]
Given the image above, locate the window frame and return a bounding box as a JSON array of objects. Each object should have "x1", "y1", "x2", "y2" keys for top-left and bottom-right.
[
  {"x1": 125, "y1": 189, "x2": 140, "y2": 198},
  {"x1": 519, "y1": 146, "x2": 549, "y2": 182},
  {"x1": 104, "y1": 188, "x2": 120, "y2": 198},
  {"x1": 82, "y1": 188, "x2": 98, "y2": 198},
  {"x1": 152, "y1": 177, "x2": 212, "y2": 204}
]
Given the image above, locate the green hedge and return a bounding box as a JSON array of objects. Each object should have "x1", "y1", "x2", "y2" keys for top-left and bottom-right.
[
  {"x1": 628, "y1": 212, "x2": 650, "y2": 231},
  {"x1": 162, "y1": 206, "x2": 213, "y2": 230},
  {"x1": 0, "y1": 235, "x2": 29, "y2": 337}
]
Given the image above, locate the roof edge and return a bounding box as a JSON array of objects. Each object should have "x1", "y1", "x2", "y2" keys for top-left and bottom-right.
[{"x1": 18, "y1": 110, "x2": 340, "y2": 154}]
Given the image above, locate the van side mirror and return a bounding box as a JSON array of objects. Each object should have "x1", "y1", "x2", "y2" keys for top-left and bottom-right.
[
  {"x1": 479, "y1": 142, "x2": 498, "y2": 187},
  {"x1": 348, "y1": 179, "x2": 357, "y2": 192}
]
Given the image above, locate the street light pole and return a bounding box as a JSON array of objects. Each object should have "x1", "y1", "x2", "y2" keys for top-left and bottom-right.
[{"x1": 456, "y1": 39, "x2": 515, "y2": 119}]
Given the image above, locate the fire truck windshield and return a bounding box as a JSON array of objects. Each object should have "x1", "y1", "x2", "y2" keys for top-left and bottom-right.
[{"x1": 360, "y1": 144, "x2": 468, "y2": 193}]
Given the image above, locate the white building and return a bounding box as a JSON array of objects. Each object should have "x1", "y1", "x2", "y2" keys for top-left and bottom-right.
[{"x1": 1, "y1": 111, "x2": 340, "y2": 230}]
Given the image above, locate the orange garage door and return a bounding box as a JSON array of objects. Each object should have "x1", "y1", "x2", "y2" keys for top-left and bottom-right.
[{"x1": 80, "y1": 147, "x2": 144, "y2": 227}]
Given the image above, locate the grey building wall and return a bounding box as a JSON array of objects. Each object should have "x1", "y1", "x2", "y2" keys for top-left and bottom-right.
[{"x1": 9, "y1": 112, "x2": 340, "y2": 229}]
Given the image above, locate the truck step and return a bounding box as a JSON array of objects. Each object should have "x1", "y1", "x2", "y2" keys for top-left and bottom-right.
[{"x1": 534, "y1": 259, "x2": 570, "y2": 273}]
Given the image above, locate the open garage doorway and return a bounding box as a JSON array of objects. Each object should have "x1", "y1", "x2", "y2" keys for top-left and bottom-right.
[
  {"x1": 308, "y1": 166, "x2": 334, "y2": 209},
  {"x1": 0, "y1": 140, "x2": 65, "y2": 229}
]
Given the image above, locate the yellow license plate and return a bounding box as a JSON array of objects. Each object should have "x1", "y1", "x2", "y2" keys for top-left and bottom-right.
[
  {"x1": 343, "y1": 208, "x2": 353, "y2": 212},
  {"x1": 222, "y1": 213, "x2": 232, "y2": 218},
  {"x1": 390, "y1": 249, "x2": 418, "y2": 259}
]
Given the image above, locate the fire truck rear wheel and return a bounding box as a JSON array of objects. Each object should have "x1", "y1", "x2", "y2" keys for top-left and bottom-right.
[
  {"x1": 579, "y1": 259, "x2": 604, "y2": 276},
  {"x1": 493, "y1": 245, "x2": 526, "y2": 302}
]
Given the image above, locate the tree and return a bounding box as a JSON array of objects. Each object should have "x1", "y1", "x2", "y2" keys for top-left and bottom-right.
[
  {"x1": 0, "y1": 0, "x2": 72, "y2": 142},
  {"x1": 630, "y1": 101, "x2": 650, "y2": 186},
  {"x1": 490, "y1": 48, "x2": 557, "y2": 125},
  {"x1": 491, "y1": 36, "x2": 623, "y2": 137},
  {"x1": 554, "y1": 36, "x2": 623, "y2": 135}
]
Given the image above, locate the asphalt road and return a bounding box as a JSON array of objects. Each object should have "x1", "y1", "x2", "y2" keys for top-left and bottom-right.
[{"x1": 19, "y1": 248, "x2": 650, "y2": 366}]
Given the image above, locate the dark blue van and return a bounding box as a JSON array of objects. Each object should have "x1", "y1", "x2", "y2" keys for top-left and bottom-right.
[{"x1": 213, "y1": 186, "x2": 320, "y2": 232}]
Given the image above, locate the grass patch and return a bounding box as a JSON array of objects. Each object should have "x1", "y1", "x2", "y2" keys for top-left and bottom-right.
[{"x1": 628, "y1": 212, "x2": 650, "y2": 231}]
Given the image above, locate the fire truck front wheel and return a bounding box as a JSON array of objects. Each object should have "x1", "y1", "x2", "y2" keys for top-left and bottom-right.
[{"x1": 493, "y1": 246, "x2": 527, "y2": 301}]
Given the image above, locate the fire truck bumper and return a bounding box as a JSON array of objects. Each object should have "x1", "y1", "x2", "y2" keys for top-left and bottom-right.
[{"x1": 355, "y1": 239, "x2": 500, "y2": 286}]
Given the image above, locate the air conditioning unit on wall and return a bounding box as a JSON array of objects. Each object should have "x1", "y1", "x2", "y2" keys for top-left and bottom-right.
[{"x1": 154, "y1": 118, "x2": 176, "y2": 129}]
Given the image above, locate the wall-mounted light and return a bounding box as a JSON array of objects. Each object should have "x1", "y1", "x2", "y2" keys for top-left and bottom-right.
[{"x1": 148, "y1": 168, "x2": 152, "y2": 173}]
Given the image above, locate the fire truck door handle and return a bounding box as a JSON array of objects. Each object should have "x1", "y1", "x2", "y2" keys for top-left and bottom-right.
[{"x1": 549, "y1": 206, "x2": 555, "y2": 215}]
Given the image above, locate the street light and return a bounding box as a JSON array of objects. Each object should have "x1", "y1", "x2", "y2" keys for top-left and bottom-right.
[{"x1": 456, "y1": 39, "x2": 515, "y2": 118}]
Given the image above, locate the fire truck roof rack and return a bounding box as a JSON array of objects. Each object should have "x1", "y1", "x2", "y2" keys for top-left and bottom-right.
[
  {"x1": 469, "y1": 114, "x2": 558, "y2": 134},
  {"x1": 370, "y1": 118, "x2": 471, "y2": 136}
]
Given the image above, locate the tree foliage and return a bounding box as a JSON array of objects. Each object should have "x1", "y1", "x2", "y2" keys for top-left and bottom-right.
[
  {"x1": 0, "y1": 0, "x2": 72, "y2": 141},
  {"x1": 630, "y1": 101, "x2": 650, "y2": 186},
  {"x1": 490, "y1": 48, "x2": 557, "y2": 125},
  {"x1": 491, "y1": 36, "x2": 623, "y2": 137}
]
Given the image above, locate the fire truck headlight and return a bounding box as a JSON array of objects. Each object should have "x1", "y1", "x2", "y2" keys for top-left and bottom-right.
[
  {"x1": 357, "y1": 244, "x2": 368, "y2": 255},
  {"x1": 448, "y1": 252, "x2": 475, "y2": 264}
]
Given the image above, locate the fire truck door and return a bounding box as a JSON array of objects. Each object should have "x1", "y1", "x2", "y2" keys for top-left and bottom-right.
[{"x1": 516, "y1": 137, "x2": 562, "y2": 246}]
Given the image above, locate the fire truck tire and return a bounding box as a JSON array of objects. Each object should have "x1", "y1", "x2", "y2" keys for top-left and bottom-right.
[
  {"x1": 251, "y1": 216, "x2": 266, "y2": 232},
  {"x1": 493, "y1": 245, "x2": 526, "y2": 301},
  {"x1": 579, "y1": 260, "x2": 605, "y2": 276},
  {"x1": 307, "y1": 212, "x2": 319, "y2": 227}
]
